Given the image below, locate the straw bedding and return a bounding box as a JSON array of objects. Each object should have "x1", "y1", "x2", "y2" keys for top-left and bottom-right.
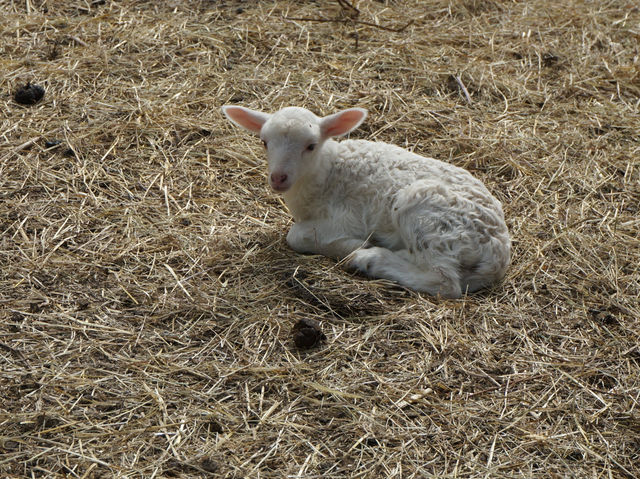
[{"x1": 1, "y1": 0, "x2": 639, "y2": 477}]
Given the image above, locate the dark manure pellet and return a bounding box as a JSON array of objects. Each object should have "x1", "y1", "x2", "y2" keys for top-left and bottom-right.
[{"x1": 14, "y1": 83, "x2": 45, "y2": 105}]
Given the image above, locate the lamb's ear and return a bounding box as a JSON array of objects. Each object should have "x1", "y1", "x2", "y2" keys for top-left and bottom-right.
[
  {"x1": 320, "y1": 108, "x2": 367, "y2": 139},
  {"x1": 221, "y1": 105, "x2": 270, "y2": 134}
]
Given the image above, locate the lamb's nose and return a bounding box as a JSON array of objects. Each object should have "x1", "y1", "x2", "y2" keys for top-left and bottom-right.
[{"x1": 270, "y1": 173, "x2": 288, "y2": 185}]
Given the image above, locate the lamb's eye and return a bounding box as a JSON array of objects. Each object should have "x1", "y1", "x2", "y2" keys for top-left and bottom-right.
[
  {"x1": 306, "y1": 144, "x2": 316, "y2": 151},
  {"x1": 262, "y1": 140, "x2": 268, "y2": 148}
]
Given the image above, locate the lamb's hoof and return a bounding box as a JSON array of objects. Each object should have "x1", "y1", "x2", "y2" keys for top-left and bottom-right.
[{"x1": 347, "y1": 247, "x2": 381, "y2": 274}]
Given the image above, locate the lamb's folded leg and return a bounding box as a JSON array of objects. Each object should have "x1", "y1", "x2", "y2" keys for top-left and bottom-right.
[{"x1": 286, "y1": 221, "x2": 368, "y2": 259}]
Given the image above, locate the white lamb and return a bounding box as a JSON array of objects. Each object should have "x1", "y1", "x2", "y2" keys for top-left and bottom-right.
[{"x1": 222, "y1": 105, "x2": 510, "y2": 298}]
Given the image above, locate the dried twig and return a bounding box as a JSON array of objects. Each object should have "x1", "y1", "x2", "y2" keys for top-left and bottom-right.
[
  {"x1": 454, "y1": 75, "x2": 473, "y2": 105},
  {"x1": 283, "y1": 15, "x2": 414, "y2": 33}
]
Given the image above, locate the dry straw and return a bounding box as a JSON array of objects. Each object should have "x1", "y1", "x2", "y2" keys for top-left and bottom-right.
[{"x1": 1, "y1": 0, "x2": 639, "y2": 477}]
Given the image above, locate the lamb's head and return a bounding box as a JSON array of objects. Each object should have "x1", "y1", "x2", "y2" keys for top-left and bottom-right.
[
  {"x1": 259, "y1": 107, "x2": 323, "y2": 193},
  {"x1": 222, "y1": 105, "x2": 367, "y2": 193}
]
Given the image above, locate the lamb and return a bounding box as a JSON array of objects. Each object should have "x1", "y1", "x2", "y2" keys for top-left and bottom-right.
[{"x1": 221, "y1": 105, "x2": 510, "y2": 298}]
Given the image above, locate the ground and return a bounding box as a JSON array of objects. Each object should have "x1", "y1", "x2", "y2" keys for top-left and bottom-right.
[{"x1": 1, "y1": 0, "x2": 639, "y2": 477}]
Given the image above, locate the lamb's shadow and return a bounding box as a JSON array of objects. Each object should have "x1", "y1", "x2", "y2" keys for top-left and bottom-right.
[
  {"x1": 279, "y1": 267, "x2": 389, "y2": 319},
  {"x1": 238, "y1": 229, "x2": 397, "y2": 317}
]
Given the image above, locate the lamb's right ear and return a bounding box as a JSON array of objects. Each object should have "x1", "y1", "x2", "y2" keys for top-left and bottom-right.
[{"x1": 221, "y1": 105, "x2": 270, "y2": 134}]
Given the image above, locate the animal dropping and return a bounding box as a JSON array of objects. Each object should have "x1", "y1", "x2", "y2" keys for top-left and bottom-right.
[
  {"x1": 222, "y1": 105, "x2": 510, "y2": 298},
  {"x1": 292, "y1": 318, "x2": 326, "y2": 349},
  {"x1": 14, "y1": 82, "x2": 45, "y2": 105}
]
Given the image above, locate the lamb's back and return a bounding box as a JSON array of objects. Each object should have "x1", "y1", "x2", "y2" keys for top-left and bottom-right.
[{"x1": 331, "y1": 139, "x2": 494, "y2": 204}]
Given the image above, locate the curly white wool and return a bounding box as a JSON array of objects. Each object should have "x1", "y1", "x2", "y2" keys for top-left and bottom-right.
[{"x1": 222, "y1": 105, "x2": 510, "y2": 298}]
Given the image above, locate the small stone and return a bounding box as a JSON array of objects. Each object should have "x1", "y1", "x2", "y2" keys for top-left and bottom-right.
[
  {"x1": 44, "y1": 140, "x2": 62, "y2": 149},
  {"x1": 200, "y1": 458, "x2": 218, "y2": 473},
  {"x1": 204, "y1": 417, "x2": 223, "y2": 434}
]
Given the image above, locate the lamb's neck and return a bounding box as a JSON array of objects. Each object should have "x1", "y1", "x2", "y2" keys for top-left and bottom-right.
[{"x1": 282, "y1": 140, "x2": 339, "y2": 222}]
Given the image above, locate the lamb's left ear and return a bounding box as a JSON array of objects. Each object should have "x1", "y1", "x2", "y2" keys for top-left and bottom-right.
[
  {"x1": 320, "y1": 108, "x2": 367, "y2": 139},
  {"x1": 221, "y1": 105, "x2": 270, "y2": 134}
]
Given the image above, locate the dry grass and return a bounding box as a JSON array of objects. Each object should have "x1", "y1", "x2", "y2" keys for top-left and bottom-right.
[{"x1": 1, "y1": 0, "x2": 639, "y2": 477}]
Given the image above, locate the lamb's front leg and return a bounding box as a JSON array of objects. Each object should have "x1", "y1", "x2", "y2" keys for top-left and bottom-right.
[
  {"x1": 286, "y1": 221, "x2": 368, "y2": 259},
  {"x1": 287, "y1": 221, "x2": 461, "y2": 297}
]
